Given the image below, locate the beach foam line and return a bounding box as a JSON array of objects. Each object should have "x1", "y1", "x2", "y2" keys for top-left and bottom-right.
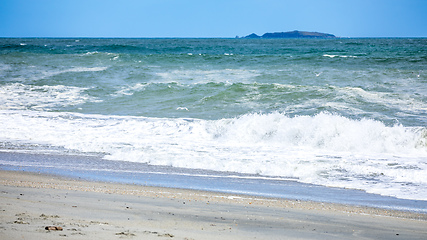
[
  {"x1": 2, "y1": 170, "x2": 427, "y2": 240},
  {"x1": 1, "y1": 170, "x2": 426, "y2": 221}
]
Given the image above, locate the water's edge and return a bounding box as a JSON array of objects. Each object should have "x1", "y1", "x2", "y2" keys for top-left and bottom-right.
[{"x1": 1, "y1": 151, "x2": 426, "y2": 213}]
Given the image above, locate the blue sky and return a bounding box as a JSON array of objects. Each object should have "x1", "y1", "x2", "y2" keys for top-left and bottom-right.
[{"x1": 1, "y1": 0, "x2": 426, "y2": 38}]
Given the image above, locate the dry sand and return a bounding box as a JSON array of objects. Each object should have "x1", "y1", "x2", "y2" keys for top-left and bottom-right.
[{"x1": 1, "y1": 170, "x2": 426, "y2": 240}]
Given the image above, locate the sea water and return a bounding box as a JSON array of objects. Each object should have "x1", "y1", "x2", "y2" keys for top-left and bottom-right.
[{"x1": 0, "y1": 38, "x2": 426, "y2": 202}]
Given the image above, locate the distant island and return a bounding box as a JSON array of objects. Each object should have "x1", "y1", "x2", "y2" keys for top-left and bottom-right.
[{"x1": 240, "y1": 30, "x2": 336, "y2": 39}]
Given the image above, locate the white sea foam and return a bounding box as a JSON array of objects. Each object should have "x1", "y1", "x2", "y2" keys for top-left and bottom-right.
[
  {"x1": 1, "y1": 110, "x2": 426, "y2": 200},
  {"x1": 81, "y1": 51, "x2": 119, "y2": 60},
  {"x1": 0, "y1": 83, "x2": 101, "y2": 110},
  {"x1": 58, "y1": 66, "x2": 108, "y2": 74},
  {"x1": 82, "y1": 51, "x2": 117, "y2": 56},
  {"x1": 156, "y1": 69, "x2": 260, "y2": 84},
  {"x1": 277, "y1": 84, "x2": 427, "y2": 119},
  {"x1": 82, "y1": 51, "x2": 100, "y2": 55},
  {"x1": 11, "y1": 66, "x2": 108, "y2": 83},
  {"x1": 323, "y1": 54, "x2": 357, "y2": 58},
  {"x1": 112, "y1": 83, "x2": 148, "y2": 97},
  {"x1": 337, "y1": 86, "x2": 427, "y2": 113},
  {"x1": 41, "y1": 67, "x2": 108, "y2": 78}
]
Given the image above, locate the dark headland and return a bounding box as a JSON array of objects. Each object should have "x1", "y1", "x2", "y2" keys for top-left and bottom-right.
[{"x1": 240, "y1": 30, "x2": 336, "y2": 39}]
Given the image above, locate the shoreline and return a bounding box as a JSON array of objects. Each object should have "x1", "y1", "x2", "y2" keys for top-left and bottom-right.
[
  {"x1": 1, "y1": 170, "x2": 427, "y2": 239},
  {"x1": 2, "y1": 151, "x2": 426, "y2": 214},
  {"x1": 1, "y1": 170, "x2": 426, "y2": 220}
]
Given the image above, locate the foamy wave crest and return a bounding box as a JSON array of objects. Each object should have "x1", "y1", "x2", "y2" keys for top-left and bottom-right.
[
  {"x1": 336, "y1": 86, "x2": 427, "y2": 113},
  {"x1": 1, "y1": 111, "x2": 425, "y2": 160},
  {"x1": 156, "y1": 69, "x2": 260, "y2": 84},
  {"x1": 323, "y1": 54, "x2": 357, "y2": 58},
  {"x1": 211, "y1": 112, "x2": 426, "y2": 153},
  {"x1": 46, "y1": 67, "x2": 108, "y2": 78},
  {"x1": 0, "y1": 83, "x2": 101, "y2": 110},
  {"x1": 46, "y1": 67, "x2": 108, "y2": 80},
  {"x1": 112, "y1": 83, "x2": 148, "y2": 97},
  {"x1": 81, "y1": 52, "x2": 119, "y2": 60},
  {"x1": 12, "y1": 66, "x2": 109, "y2": 83},
  {"x1": 65, "y1": 66, "x2": 108, "y2": 72},
  {"x1": 1, "y1": 111, "x2": 426, "y2": 200}
]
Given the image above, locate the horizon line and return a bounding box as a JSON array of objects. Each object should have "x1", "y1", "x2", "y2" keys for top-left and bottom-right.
[{"x1": 1, "y1": 36, "x2": 427, "y2": 39}]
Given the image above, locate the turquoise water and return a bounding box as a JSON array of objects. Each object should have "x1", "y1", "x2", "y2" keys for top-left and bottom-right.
[{"x1": 1, "y1": 38, "x2": 426, "y2": 201}]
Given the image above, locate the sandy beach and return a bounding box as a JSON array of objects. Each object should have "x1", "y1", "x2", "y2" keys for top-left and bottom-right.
[{"x1": 1, "y1": 170, "x2": 426, "y2": 240}]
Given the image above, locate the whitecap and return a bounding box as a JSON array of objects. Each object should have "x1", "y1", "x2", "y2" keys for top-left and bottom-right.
[
  {"x1": 323, "y1": 54, "x2": 337, "y2": 58},
  {"x1": 156, "y1": 69, "x2": 260, "y2": 84},
  {"x1": 82, "y1": 51, "x2": 99, "y2": 55},
  {"x1": 176, "y1": 107, "x2": 189, "y2": 111},
  {"x1": 0, "y1": 83, "x2": 101, "y2": 110},
  {"x1": 337, "y1": 86, "x2": 427, "y2": 113},
  {"x1": 1, "y1": 111, "x2": 426, "y2": 200},
  {"x1": 112, "y1": 83, "x2": 148, "y2": 97},
  {"x1": 40, "y1": 67, "x2": 108, "y2": 80},
  {"x1": 65, "y1": 67, "x2": 108, "y2": 73},
  {"x1": 323, "y1": 54, "x2": 357, "y2": 58}
]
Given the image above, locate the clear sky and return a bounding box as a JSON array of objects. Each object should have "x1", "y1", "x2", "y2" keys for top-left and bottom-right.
[{"x1": 1, "y1": 0, "x2": 426, "y2": 38}]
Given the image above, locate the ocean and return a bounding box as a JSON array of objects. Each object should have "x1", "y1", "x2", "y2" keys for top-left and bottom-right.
[{"x1": 1, "y1": 38, "x2": 426, "y2": 208}]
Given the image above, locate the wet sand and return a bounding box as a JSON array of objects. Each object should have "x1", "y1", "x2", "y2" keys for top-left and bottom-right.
[{"x1": 1, "y1": 170, "x2": 426, "y2": 239}]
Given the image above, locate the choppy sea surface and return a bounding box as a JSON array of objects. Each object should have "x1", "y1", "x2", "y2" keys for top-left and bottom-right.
[{"x1": 1, "y1": 38, "x2": 426, "y2": 203}]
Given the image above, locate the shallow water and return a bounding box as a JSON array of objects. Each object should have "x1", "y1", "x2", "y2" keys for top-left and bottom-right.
[{"x1": 1, "y1": 152, "x2": 426, "y2": 213}]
